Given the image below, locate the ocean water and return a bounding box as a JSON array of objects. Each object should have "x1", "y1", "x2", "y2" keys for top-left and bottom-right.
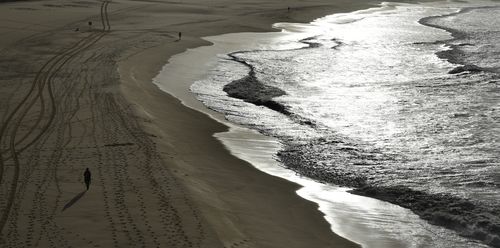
[{"x1": 189, "y1": 1, "x2": 499, "y2": 247}]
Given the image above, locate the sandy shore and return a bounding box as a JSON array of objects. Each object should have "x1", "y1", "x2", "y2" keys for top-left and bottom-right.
[{"x1": 0, "y1": 0, "x2": 385, "y2": 247}]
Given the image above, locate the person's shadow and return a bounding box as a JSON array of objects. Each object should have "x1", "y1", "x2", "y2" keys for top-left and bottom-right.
[{"x1": 62, "y1": 191, "x2": 86, "y2": 212}]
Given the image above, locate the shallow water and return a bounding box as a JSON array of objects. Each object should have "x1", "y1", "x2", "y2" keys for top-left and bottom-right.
[{"x1": 190, "y1": 1, "x2": 500, "y2": 246}]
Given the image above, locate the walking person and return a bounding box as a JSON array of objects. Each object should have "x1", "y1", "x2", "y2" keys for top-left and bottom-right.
[
  {"x1": 84, "y1": 168, "x2": 91, "y2": 190},
  {"x1": 178, "y1": 31, "x2": 182, "y2": 41}
]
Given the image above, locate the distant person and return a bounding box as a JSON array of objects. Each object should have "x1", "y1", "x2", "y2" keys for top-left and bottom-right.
[
  {"x1": 178, "y1": 32, "x2": 182, "y2": 40},
  {"x1": 75, "y1": 27, "x2": 79, "y2": 32},
  {"x1": 88, "y1": 21, "x2": 92, "y2": 30},
  {"x1": 84, "y1": 168, "x2": 91, "y2": 190},
  {"x1": 287, "y1": 7, "x2": 290, "y2": 12}
]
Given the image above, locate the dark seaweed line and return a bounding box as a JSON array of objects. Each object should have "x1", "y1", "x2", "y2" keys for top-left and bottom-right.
[
  {"x1": 223, "y1": 36, "x2": 343, "y2": 126},
  {"x1": 224, "y1": 52, "x2": 290, "y2": 115},
  {"x1": 418, "y1": 6, "x2": 500, "y2": 74}
]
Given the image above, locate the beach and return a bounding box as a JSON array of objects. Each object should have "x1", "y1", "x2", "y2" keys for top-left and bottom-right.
[{"x1": 0, "y1": 0, "x2": 391, "y2": 246}]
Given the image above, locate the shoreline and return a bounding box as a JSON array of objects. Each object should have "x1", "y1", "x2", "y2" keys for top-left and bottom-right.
[
  {"x1": 114, "y1": 0, "x2": 388, "y2": 247},
  {"x1": 118, "y1": 29, "x2": 361, "y2": 248}
]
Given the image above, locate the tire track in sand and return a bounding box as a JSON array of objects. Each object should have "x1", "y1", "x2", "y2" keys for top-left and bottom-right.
[{"x1": 0, "y1": 0, "x2": 112, "y2": 237}]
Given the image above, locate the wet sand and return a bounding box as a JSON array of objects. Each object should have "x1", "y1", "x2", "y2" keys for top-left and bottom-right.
[{"x1": 0, "y1": 0, "x2": 385, "y2": 246}]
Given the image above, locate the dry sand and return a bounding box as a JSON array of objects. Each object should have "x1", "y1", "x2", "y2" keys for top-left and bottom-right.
[{"x1": 0, "y1": 0, "x2": 385, "y2": 247}]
